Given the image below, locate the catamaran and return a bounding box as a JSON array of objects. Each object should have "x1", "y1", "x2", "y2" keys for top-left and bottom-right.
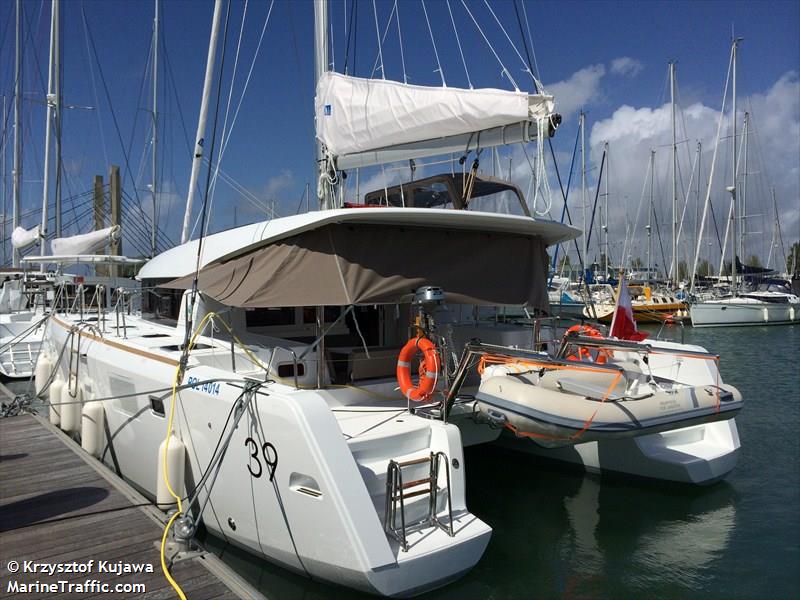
[
  {"x1": 31, "y1": 3, "x2": 747, "y2": 597},
  {"x1": 32, "y1": 1, "x2": 577, "y2": 595}
]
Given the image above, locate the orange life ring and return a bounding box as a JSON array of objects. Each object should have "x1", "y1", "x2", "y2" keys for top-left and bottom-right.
[
  {"x1": 396, "y1": 336, "x2": 440, "y2": 401},
  {"x1": 565, "y1": 325, "x2": 609, "y2": 363}
]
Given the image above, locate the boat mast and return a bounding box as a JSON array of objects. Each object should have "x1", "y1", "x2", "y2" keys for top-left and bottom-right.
[
  {"x1": 151, "y1": 0, "x2": 159, "y2": 256},
  {"x1": 41, "y1": 0, "x2": 58, "y2": 260},
  {"x1": 647, "y1": 150, "x2": 654, "y2": 283},
  {"x1": 670, "y1": 61, "x2": 678, "y2": 287},
  {"x1": 767, "y1": 187, "x2": 778, "y2": 269},
  {"x1": 2, "y1": 95, "x2": 6, "y2": 266},
  {"x1": 53, "y1": 0, "x2": 61, "y2": 239},
  {"x1": 728, "y1": 38, "x2": 740, "y2": 294},
  {"x1": 740, "y1": 111, "x2": 749, "y2": 263},
  {"x1": 12, "y1": 0, "x2": 22, "y2": 268},
  {"x1": 603, "y1": 140, "x2": 609, "y2": 280},
  {"x1": 580, "y1": 111, "x2": 587, "y2": 278},
  {"x1": 180, "y1": 0, "x2": 224, "y2": 245},
  {"x1": 315, "y1": 0, "x2": 332, "y2": 210}
]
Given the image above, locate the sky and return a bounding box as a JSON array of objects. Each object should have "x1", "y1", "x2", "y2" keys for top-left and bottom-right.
[{"x1": 0, "y1": 0, "x2": 798, "y2": 273}]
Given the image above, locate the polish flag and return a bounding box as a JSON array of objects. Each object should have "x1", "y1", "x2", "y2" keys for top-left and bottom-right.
[{"x1": 609, "y1": 277, "x2": 649, "y2": 341}]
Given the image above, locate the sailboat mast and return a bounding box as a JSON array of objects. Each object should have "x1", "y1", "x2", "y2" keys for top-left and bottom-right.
[
  {"x1": 670, "y1": 61, "x2": 678, "y2": 287},
  {"x1": 647, "y1": 150, "x2": 655, "y2": 282},
  {"x1": 180, "y1": 0, "x2": 224, "y2": 245},
  {"x1": 729, "y1": 38, "x2": 739, "y2": 294},
  {"x1": 151, "y1": 0, "x2": 159, "y2": 256},
  {"x1": 1, "y1": 95, "x2": 5, "y2": 266},
  {"x1": 12, "y1": 0, "x2": 22, "y2": 268},
  {"x1": 741, "y1": 111, "x2": 748, "y2": 262},
  {"x1": 53, "y1": 0, "x2": 61, "y2": 239},
  {"x1": 580, "y1": 111, "x2": 587, "y2": 276},
  {"x1": 603, "y1": 140, "x2": 609, "y2": 280},
  {"x1": 41, "y1": 0, "x2": 58, "y2": 259},
  {"x1": 314, "y1": 0, "x2": 331, "y2": 210}
]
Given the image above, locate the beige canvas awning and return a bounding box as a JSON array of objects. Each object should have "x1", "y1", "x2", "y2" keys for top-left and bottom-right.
[{"x1": 167, "y1": 223, "x2": 550, "y2": 310}]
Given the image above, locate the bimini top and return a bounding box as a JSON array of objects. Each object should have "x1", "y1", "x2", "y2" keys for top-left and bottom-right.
[{"x1": 139, "y1": 208, "x2": 579, "y2": 310}]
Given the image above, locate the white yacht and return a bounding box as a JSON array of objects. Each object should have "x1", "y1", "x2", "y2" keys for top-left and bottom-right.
[
  {"x1": 38, "y1": 207, "x2": 579, "y2": 596},
  {"x1": 690, "y1": 283, "x2": 799, "y2": 327}
]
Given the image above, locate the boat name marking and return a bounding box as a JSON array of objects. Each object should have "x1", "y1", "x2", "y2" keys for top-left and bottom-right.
[
  {"x1": 245, "y1": 437, "x2": 278, "y2": 481},
  {"x1": 186, "y1": 376, "x2": 220, "y2": 396}
]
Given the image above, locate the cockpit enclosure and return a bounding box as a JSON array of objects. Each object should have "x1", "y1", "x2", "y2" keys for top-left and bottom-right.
[{"x1": 361, "y1": 173, "x2": 530, "y2": 217}]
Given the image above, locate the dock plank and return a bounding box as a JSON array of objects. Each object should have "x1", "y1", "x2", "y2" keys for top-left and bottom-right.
[{"x1": 0, "y1": 415, "x2": 260, "y2": 600}]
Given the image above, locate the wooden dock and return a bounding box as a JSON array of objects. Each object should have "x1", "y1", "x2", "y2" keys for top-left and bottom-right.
[{"x1": 0, "y1": 414, "x2": 266, "y2": 599}]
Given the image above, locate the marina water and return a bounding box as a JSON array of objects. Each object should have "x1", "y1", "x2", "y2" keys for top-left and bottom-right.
[{"x1": 200, "y1": 324, "x2": 799, "y2": 599}]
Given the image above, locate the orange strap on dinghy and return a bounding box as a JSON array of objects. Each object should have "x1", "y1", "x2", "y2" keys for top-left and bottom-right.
[{"x1": 396, "y1": 336, "x2": 440, "y2": 401}]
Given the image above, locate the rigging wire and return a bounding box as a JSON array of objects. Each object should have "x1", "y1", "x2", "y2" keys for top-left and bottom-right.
[
  {"x1": 342, "y1": 0, "x2": 356, "y2": 75},
  {"x1": 371, "y1": 0, "x2": 385, "y2": 79},
  {"x1": 513, "y1": 0, "x2": 540, "y2": 92},
  {"x1": 369, "y1": 1, "x2": 398, "y2": 80},
  {"x1": 421, "y1": 0, "x2": 446, "y2": 86},
  {"x1": 481, "y1": 0, "x2": 538, "y2": 90},
  {"x1": 395, "y1": 0, "x2": 407, "y2": 84},
  {"x1": 460, "y1": 0, "x2": 517, "y2": 90},
  {"x1": 205, "y1": 0, "x2": 251, "y2": 235},
  {"x1": 79, "y1": 3, "x2": 153, "y2": 240},
  {"x1": 446, "y1": 0, "x2": 471, "y2": 88}
]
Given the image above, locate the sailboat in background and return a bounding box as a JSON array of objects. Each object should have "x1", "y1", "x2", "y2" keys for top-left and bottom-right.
[{"x1": 690, "y1": 39, "x2": 799, "y2": 327}]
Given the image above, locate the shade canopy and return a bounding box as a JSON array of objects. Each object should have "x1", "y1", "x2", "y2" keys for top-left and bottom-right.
[{"x1": 166, "y1": 222, "x2": 551, "y2": 310}]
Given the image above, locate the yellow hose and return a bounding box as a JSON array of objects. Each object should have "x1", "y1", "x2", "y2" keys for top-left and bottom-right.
[{"x1": 159, "y1": 310, "x2": 218, "y2": 600}]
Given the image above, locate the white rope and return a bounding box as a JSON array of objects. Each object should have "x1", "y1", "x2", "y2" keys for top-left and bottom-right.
[
  {"x1": 421, "y1": 0, "x2": 446, "y2": 86},
  {"x1": 519, "y1": 121, "x2": 553, "y2": 216},
  {"x1": 370, "y1": 1, "x2": 398, "y2": 79},
  {"x1": 446, "y1": 0, "x2": 472, "y2": 88},
  {"x1": 460, "y1": 0, "x2": 518, "y2": 90},
  {"x1": 329, "y1": 6, "x2": 336, "y2": 71},
  {"x1": 372, "y1": 0, "x2": 385, "y2": 79},
  {"x1": 482, "y1": 0, "x2": 537, "y2": 89},
  {"x1": 395, "y1": 0, "x2": 407, "y2": 84}
]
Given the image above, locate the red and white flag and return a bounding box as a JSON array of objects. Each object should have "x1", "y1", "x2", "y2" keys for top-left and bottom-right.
[{"x1": 609, "y1": 277, "x2": 649, "y2": 341}]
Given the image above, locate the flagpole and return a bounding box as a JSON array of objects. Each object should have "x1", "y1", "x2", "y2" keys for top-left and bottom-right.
[{"x1": 609, "y1": 269, "x2": 623, "y2": 335}]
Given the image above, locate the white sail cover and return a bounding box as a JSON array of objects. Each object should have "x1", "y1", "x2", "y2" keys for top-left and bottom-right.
[
  {"x1": 50, "y1": 225, "x2": 120, "y2": 256},
  {"x1": 11, "y1": 225, "x2": 41, "y2": 249},
  {"x1": 315, "y1": 72, "x2": 554, "y2": 157}
]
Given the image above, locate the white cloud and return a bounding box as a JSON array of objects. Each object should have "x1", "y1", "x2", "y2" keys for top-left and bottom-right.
[
  {"x1": 610, "y1": 57, "x2": 644, "y2": 77},
  {"x1": 263, "y1": 169, "x2": 295, "y2": 199},
  {"x1": 545, "y1": 64, "x2": 606, "y2": 120},
  {"x1": 583, "y1": 71, "x2": 800, "y2": 271}
]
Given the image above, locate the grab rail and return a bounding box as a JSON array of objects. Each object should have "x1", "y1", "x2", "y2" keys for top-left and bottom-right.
[{"x1": 266, "y1": 345, "x2": 300, "y2": 389}]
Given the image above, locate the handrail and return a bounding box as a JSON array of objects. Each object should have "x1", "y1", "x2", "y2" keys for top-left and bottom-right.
[
  {"x1": 266, "y1": 345, "x2": 300, "y2": 389},
  {"x1": 555, "y1": 333, "x2": 717, "y2": 360}
]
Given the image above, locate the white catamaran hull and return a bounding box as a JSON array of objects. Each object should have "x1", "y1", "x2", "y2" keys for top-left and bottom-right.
[
  {"x1": 491, "y1": 339, "x2": 742, "y2": 484},
  {"x1": 43, "y1": 314, "x2": 490, "y2": 597},
  {"x1": 498, "y1": 419, "x2": 740, "y2": 485}
]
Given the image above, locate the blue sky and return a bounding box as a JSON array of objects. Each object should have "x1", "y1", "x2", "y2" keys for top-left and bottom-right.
[{"x1": 1, "y1": 0, "x2": 798, "y2": 270}]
